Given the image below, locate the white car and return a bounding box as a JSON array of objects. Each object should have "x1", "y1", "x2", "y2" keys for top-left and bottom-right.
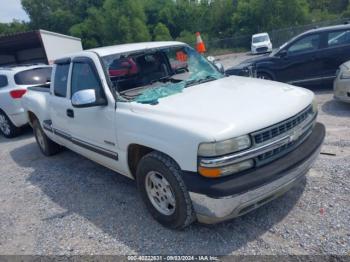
[
  {"x1": 334, "y1": 61, "x2": 350, "y2": 103},
  {"x1": 251, "y1": 33, "x2": 273, "y2": 54},
  {"x1": 22, "y1": 42, "x2": 325, "y2": 229},
  {"x1": 0, "y1": 65, "x2": 52, "y2": 138}
]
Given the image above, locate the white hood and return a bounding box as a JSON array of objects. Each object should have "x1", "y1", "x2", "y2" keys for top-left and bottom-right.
[
  {"x1": 252, "y1": 41, "x2": 270, "y2": 47},
  {"x1": 130, "y1": 76, "x2": 314, "y2": 142}
]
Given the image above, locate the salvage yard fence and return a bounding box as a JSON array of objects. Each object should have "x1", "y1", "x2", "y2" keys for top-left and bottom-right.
[{"x1": 202, "y1": 17, "x2": 350, "y2": 55}]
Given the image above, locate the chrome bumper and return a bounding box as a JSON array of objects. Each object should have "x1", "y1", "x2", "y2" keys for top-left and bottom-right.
[{"x1": 190, "y1": 142, "x2": 322, "y2": 224}]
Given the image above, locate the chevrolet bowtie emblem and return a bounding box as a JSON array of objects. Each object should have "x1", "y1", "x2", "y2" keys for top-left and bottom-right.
[{"x1": 289, "y1": 127, "x2": 304, "y2": 142}]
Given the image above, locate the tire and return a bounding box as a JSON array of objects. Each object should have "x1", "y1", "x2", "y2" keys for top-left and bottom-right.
[
  {"x1": 33, "y1": 119, "x2": 61, "y2": 156},
  {"x1": 136, "y1": 151, "x2": 196, "y2": 229},
  {"x1": 0, "y1": 110, "x2": 21, "y2": 138},
  {"x1": 257, "y1": 72, "x2": 273, "y2": 80}
]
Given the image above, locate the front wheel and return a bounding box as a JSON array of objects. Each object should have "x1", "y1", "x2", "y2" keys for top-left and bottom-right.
[
  {"x1": 33, "y1": 119, "x2": 61, "y2": 156},
  {"x1": 257, "y1": 72, "x2": 273, "y2": 80},
  {"x1": 136, "y1": 151, "x2": 196, "y2": 229},
  {"x1": 0, "y1": 110, "x2": 21, "y2": 138}
]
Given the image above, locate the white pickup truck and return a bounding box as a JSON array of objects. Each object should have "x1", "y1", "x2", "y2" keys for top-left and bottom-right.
[{"x1": 22, "y1": 41, "x2": 325, "y2": 229}]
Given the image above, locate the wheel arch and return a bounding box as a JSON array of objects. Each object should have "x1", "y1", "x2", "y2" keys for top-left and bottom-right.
[
  {"x1": 127, "y1": 143, "x2": 182, "y2": 179},
  {"x1": 257, "y1": 70, "x2": 275, "y2": 80},
  {"x1": 27, "y1": 111, "x2": 39, "y2": 127}
]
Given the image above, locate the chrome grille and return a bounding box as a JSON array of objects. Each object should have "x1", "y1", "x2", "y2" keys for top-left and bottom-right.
[
  {"x1": 253, "y1": 106, "x2": 313, "y2": 144},
  {"x1": 256, "y1": 125, "x2": 313, "y2": 166},
  {"x1": 257, "y1": 47, "x2": 268, "y2": 52},
  {"x1": 252, "y1": 105, "x2": 315, "y2": 166}
]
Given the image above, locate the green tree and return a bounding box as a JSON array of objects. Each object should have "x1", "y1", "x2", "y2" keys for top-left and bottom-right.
[
  {"x1": 153, "y1": 23, "x2": 172, "y2": 41},
  {"x1": 0, "y1": 20, "x2": 29, "y2": 35},
  {"x1": 232, "y1": 0, "x2": 309, "y2": 35},
  {"x1": 176, "y1": 30, "x2": 195, "y2": 45}
]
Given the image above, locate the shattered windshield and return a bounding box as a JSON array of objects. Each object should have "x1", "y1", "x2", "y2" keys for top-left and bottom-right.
[{"x1": 102, "y1": 45, "x2": 224, "y2": 104}]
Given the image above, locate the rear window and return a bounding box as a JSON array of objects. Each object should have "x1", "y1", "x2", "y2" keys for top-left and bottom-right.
[
  {"x1": 54, "y1": 64, "x2": 70, "y2": 97},
  {"x1": 14, "y1": 67, "x2": 52, "y2": 85},
  {"x1": 328, "y1": 30, "x2": 350, "y2": 47}
]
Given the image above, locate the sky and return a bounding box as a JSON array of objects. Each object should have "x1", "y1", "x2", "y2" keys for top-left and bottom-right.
[{"x1": 0, "y1": 0, "x2": 29, "y2": 23}]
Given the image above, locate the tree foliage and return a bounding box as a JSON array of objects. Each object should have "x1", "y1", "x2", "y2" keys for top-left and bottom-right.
[
  {"x1": 153, "y1": 23, "x2": 172, "y2": 41},
  {"x1": 0, "y1": 0, "x2": 349, "y2": 48}
]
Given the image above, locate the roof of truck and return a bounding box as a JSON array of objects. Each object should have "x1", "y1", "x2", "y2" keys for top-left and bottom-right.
[{"x1": 88, "y1": 41, "x2": 186, "y2": 57}]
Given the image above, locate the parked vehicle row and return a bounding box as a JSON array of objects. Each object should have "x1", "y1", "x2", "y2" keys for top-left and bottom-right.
[
  {"x1": 0, "y1": 65, "x2": 52, "y2": 138},
  {"x1": 227, "y1": 24, "x2": 350, "y2": 87},
  {"x1": 21, "y1": 41, "x2": 325, "y2": 229}
]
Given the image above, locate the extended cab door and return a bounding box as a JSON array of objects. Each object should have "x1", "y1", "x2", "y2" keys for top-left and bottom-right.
[
  {"x1": 49, "y1": 59, "x2": 74, "y2": 147},
  {"x1": 275, "y1": 33, "x2": 323, "y2": 85},
  {"x1": 67, "y1": 55, "x2": 120, "y2": 171}
]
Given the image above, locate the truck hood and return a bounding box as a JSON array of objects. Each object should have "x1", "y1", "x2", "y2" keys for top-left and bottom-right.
[{"x1": 130, "y1": 76, "x2": 314, "y2": 141}]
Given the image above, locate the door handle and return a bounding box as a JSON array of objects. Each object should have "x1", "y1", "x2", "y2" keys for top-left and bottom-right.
[{"x1": 66, "y1": 109, "x2": 74, "y2": 118}]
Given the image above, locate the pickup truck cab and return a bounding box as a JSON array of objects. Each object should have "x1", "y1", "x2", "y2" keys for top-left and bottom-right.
[{"x1": 22, "y1": 41, "x2": 325, "y2": 229}]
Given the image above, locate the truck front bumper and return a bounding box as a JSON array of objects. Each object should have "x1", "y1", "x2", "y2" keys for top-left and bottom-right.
[{"x1": 184, "y1": 123, "x2": 325, "y2": 224}]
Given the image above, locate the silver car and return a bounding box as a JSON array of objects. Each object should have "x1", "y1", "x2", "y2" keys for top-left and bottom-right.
[
  {"x1": 0, "y1": 65, "x2": 52, "y2": 138},
  {"x1": 334, "y1": 61, "x2": 350, "y2": 103}
]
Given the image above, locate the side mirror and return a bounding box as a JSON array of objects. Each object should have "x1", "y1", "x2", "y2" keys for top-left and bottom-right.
[
  {"x1": 279, "y1": 49, "x2": 288, "y2": 58},
  {"x1": 72, "y1": 89, "x2": 106, "y2": 108},
  {"x1": 214, "y1": 62, "x2": 225, "y2": 74},
  {"x1": 207, "y1": 56, "x2": 216, "y2": 63}
]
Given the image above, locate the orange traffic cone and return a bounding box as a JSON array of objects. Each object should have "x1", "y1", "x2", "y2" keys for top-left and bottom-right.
[{"x1": 196, "y1": 32, "x2": 206, "y2": 54}]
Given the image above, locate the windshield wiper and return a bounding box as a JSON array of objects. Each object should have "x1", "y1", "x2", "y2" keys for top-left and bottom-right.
[{"x1": 185, "y1": 75, "x2": 217, "y2": 88}]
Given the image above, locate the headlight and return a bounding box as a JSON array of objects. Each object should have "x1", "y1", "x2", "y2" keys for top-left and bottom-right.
[
  {"x1": 340, "y1": 69, "x2": 350, "y2": 79},
  {"x1": 198, "y1": 135, "x2": 251, "y2": 157},
  {"x1": 312, "y1": 98, "x2": 318, "y2": 114}
]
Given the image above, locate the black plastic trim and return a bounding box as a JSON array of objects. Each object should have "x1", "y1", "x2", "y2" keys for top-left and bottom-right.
[
  {"x1": 54, "y1": 57, "x2": 71, "y2": 65},
  {"x1": 72, "y1": 137, "x2": 119, "y2": 160},
  {"x1": 51, "y1": 127, "x2": 118, "y2": 161},
  {"x1": 182, "y1": 123, "x2": 325, "y2": 198}
]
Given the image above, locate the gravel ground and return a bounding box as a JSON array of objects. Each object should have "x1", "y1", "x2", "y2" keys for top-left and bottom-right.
[{"x1": 0, "y1": 65, "x2": 349, "y2": 255}]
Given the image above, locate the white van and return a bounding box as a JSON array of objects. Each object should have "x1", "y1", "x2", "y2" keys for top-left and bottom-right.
[{"x1": 251, "y1": 33, "x2": 273, "y2": 54}]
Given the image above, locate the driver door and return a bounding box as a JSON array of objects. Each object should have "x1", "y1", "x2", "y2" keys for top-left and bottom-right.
[
  {"x1": 67, "y1": 55, "x2": 120, "y2": 171},
  {"x1": 275, "y1": 33, "x2": 323, "y2": 85}
]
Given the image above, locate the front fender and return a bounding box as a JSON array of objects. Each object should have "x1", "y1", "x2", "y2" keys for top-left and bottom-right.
[{"x1": 115, "y1": 110, "x2": 207, "y2": 172}]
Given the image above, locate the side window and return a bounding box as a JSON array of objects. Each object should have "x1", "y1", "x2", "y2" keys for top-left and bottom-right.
[
  {"x1": 288, "y1": 34, "x2": 320, "y2": 55},
  {"x1": 54, "y1": 64, "x2": 70, "y2": 97},
  {"x1": 0, "y1": 75, "x2": 8, "y2": 88},
  {"x1": 165, "y1": 47, "x2": 189, "y2": 73},
  {"x1": 71, "y1": 61, "x2": 103, "y2": 98},
  {"x1": 328, "y1": 30, "x2": 350, "y2": 47}
]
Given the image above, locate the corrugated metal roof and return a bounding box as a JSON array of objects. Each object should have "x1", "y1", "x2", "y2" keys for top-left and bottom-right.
[{"x1": 0, "y1": 30, "x2": 41, "y2": 53}]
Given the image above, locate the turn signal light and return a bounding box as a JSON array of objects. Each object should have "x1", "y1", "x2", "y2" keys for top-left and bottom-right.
[
  {"x1": 198, "y1": 167, "x2": 222, "y2": 178},
  {"x1": 10, "y1": 89, "x2": 27, "y2": 99}
]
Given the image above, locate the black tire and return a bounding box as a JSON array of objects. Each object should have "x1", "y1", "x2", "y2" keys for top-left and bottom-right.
[
  {"x1": 257, "y1": 72, "x2": 273, "y2": 80},
  {"x1": 136, "y1": 151, "x2": 196, "y2": 229},
  {"x1": 0, "y1": 110, "x2": 21, "y2": 138},
  {"x1": 33, "y1": 119, "x2": 61, "y2": 156}
]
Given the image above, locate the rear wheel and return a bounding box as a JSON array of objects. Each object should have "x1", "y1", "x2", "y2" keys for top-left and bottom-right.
[
  {"x1": 0, "y1": 110, "x2": 21, "y2": 138},
  {"x1": 257, "y1": 72, "x2": 273, "y2": 80},
  {"x1": 136, "y1": 151, "x2": 196, "y2": 229},
  {"x1": 33, "y1": 119, "x2": 61, "y2": 156}
]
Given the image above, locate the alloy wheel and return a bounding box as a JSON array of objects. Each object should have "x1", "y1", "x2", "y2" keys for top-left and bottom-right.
[{"x1": 145, "y1": 171, "x2": 176, "y2": 216}]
